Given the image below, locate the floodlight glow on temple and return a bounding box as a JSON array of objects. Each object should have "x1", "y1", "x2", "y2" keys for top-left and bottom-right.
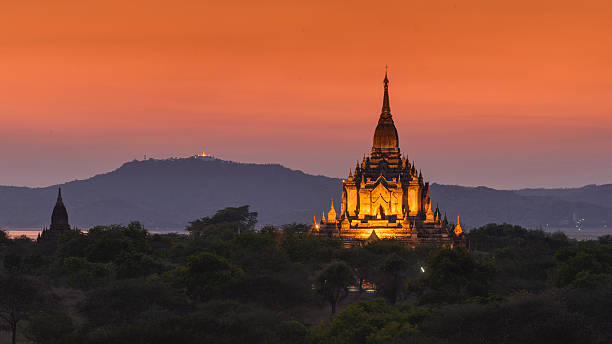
[{"x1": 311, "y1": 73, "x2": 465, "y2": 248}]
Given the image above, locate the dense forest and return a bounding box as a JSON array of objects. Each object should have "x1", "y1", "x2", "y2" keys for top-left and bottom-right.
[{"x1": 1, "y1": 206, "x2": 611, "y2": 343}]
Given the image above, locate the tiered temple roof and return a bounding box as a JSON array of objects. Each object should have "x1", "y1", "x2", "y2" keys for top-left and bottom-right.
[
  {"x1": 39, "y1": 188, "x2": 71, "y2": 241},
  {"x1": 312, "y1": 73, "x2": 465, "y2": 248}
]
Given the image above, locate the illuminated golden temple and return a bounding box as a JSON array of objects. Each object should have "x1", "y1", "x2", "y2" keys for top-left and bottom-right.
[{"x1": 312, "y1": 73, "x2": 464, "y2": 247}]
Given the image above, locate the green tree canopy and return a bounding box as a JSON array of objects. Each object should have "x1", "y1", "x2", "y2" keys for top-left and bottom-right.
[
  {"x1": 168, "y1": 252, "x2": 243, "y2": 301},
  {"x1": 0, "y1": 275, "x2": 54, "y2": 344},
  {"x1": 24, "y1": 311, "x2": 76, "y2": 344},
  {"x1": 81, "y1": 279, "x2": 190, "y2": 328},
  {"x1": 419, "y1": 247, "x2": 496, "y2": 303},
  {"x1": 314, "y1": 260, "x2": 356, "y2": 314},
  {"x1": 550, "y1": 242, "x2": 612, "y2": 288},
  {"x1": 377, "y1": 253, "x2": 412, "y2": 304},
  {"x1": 340, "y1": 247, "x2": 377, "y2": 293},
  {"x1": 311, "y1": 300, "x2": 422, "y2": 344},
  {"x1": 186, "y1": 206, "x2": 257, "y2": 240}
]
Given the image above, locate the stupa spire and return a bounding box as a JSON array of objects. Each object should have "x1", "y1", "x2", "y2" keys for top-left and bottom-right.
[
  {"x1": 372, "y1": 68, "x2": 399, "y2": 152},
  {"x1": 49, "y1": 187, "x2": 70, "y2": 233},
  {"x1": 381, "y1": 67, "x2": 391, "y2": 116},
  {"x1": 328, "y1": 199, "x2": 337, "y2": 222},
  {"x1": 454, "y1": 215, "x2": 463, "y2": 236}
]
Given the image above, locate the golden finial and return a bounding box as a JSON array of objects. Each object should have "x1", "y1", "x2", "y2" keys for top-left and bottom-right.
[{"x1": 454, "y1": 215, "x2": 463, "y2": 236}]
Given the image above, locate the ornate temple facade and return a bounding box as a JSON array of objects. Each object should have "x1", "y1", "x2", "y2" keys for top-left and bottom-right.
[
  {"x1": 38, "y1": 188, "x2": 71, "y2": 241},
  {"x1": 312, "y1": 74, "x2": 464, "y2": 248}
]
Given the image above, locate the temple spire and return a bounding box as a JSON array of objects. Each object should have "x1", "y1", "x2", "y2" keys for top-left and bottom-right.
[
  {"x1": 48, "y1": 187, "x2": 70, "y2": 234},
  {"x1": 328, "y1": 199, "x2": 337, "y2": 222},
  {"x1": 381, "y1": 68, "x2": 391, "y2": 117},
  {"x1": 454, "y1": 215, "x2": 463, "y2": 236},
  {"x1": 372, "y1": 70, "x2": 399, "y2": 152}
]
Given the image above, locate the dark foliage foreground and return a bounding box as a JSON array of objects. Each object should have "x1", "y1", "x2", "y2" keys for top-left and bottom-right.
[{"x1": 1, "y1": 209, "x2": 611, "y2": 343}]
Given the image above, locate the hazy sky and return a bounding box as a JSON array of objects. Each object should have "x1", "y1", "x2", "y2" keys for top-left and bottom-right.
[{"x1": 1, "y1": 0, "x2": 611, "y2": 189}]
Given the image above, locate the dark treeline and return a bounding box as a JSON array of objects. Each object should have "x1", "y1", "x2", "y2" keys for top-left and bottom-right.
[{"x1": 1, "y1": 206, "x2": 611, "y2": 343}]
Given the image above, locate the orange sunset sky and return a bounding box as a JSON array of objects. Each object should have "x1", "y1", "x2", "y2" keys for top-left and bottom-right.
[{"x1": 1, "y1": 0, "x2": 611, "y2": 188}]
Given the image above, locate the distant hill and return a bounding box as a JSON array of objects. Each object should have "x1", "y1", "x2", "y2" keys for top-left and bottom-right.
[
  {"x1": 0, "y1": 158, "x2": 341, "y2": 229},
  {"x1": 1, "y1": 157, "x2": 611, "y2": 230},
  {"x1": 431, "y1": 184, "x2": 612, "y2": 229},
  {"x1": 515, "y1": 184, "x2": 612, "y2": 209}
]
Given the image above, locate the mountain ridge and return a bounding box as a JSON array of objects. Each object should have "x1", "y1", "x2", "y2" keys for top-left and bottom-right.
[{"x1": 1, "y1": 157, "x2": 611, "y2": 230}]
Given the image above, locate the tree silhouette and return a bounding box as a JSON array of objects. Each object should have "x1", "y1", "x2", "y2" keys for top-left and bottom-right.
[
  {"x1": 0, "y1": 275, "x2": 52, "y2": 344},
  {"x1": 314, "y1": 261, "x2": 356, "y2": 314}
]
